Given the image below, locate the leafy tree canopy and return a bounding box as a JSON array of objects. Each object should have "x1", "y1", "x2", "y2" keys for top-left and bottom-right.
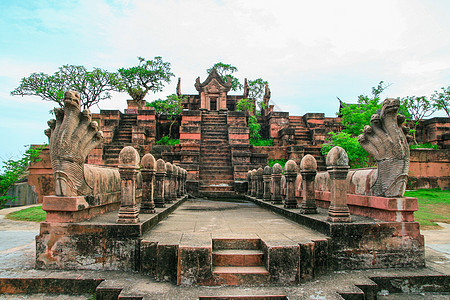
[
  {"x1": 207, "y1": 62, "x2": 243, "y2": 91},
  {"x1": 431, "y1": 86, "x2": 449, "y2": 117},
  {"x1": 147, "y1": 93, "x2": 185, "y2": 138},
  {"x1": 401, "y1": 95, "x2": 436, "y2": 145},
  {"x1": 11, "y1": 65, "x2": 120, "y2": 109},
  {"x1": 118, "y1": 56, "x2": 175, "y2": 102}
]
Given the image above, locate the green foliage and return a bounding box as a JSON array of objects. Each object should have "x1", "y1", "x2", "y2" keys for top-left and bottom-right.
[
  {"x1": 248, "y1": 78, "x2": 268, "y2": 113},
  {"x1": 0, "y1": 145, "x2": 45, "y2": 209},
  {"x1": 321, "y1": 132, "x2": 372, "y2": 168},
  {"x1": 268, "y1": 159, "x2": 287, "y2": 173},
  {"x1": 401, "y1": 95, "x2": 436, "y2": 145},
  {"x1": 339, "y1": 81, "x2": 390, "y2": 136},
  {"x1": 148, "y1": 93, "x2": 185, "y2": 138},
  {"x1": 117, "y1": 56, "x2": 174, "y2": 102},
  {"x1": 250, "y1": 138, "x2": 274, "y2": 146},
  {"x1": 248, "y1": 115, "x2": 261, "y2": 141},
  {"x1": 11, "y1": 65, "x2": 121, "y2": 109},
  {"x1": 6, "y1": 205, "x2": 46, "y2": 222},
  {"x1": 404, "y1": 188, "x2": 450, "y2": 228},
  {"x1": 207, "y1": 62, "x2": 242, "y2": 91},
  {"x1": 155, "y1": 136, "x2": 179, "y2": 145},
  {"x1": 431, "y1": 86, "x2": 449, "y2": 117},
  {"x1": 235, "y1": 98, "x2": 255, "y2": 115},
  {"x1": 409, "y1": 143, "x2": 439, "y2": 150}
]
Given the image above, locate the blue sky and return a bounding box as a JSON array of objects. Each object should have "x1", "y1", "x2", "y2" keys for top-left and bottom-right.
[{"x1": 1, "y1": 0, "x2": 449, "y2": 163}]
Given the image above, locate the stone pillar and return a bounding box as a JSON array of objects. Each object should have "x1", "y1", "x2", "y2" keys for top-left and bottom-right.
[
  {"x1": 247, "y1": 170, "x2": 252, "y2": 196},
  {"x1": 165, "y1": 162, "x2": 173, "y2": 204},
  {"x1": 326, "y1": 146, "x2": 351, "y2": 222},
  {"x1": 256, "y1": 167, "x2": 264, "y2": 199},
  {"x1": 154, "y1": 159, "x2": 166, "y2": 208},
  {"x1": 172, "y1": 165, "x2": 178, "y2": 200},
  {"x1": 299, "y1": 154, "x2": 318, "y2": 214},
  {"x1": 251, "y1": 169, "x2": 257, "y2": 197},
  {"x1": 284, "y1": 160, "x2": 298, "y2": 209},
  {"x1": 263, "y1": 166, "x2": 272, "y2": 201},
  {"x1": 140, "y1": 153, "x2": 156, "y2": 214},
  {"x1": 271, "y1": 163, "x2": 283, "y2": 204},
  {"x1": 176, "y1": 166, "x2": 182, "y2": 197},
  {"x1": 117, "y1": 146, "x2": 140, "y2": 224},
  {"x1": 182, "y1": 169, "x2": 187, "y2": 195}
]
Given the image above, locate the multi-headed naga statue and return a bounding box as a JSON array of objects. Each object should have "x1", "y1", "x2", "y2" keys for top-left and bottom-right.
[
  {"x1": 45, "y1": 91, "x2": 121, "y2": 202},
  {"x1": 357, "y1": 98, "x2": 410, "y2": 197}
]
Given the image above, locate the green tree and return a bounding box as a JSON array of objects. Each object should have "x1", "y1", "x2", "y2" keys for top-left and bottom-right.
[
  {"x1": 11, "y1": 65, "x2": 120, "y2": 109},
  {"x1": 117, "y1": 56, "x2": 175, "y2": 106},
  {"x1": 248, "y1": 78, "x2": 268, "y2": 113},
  {"x1": 323, "y1": 81, "x2": 392, "y2": 167},
  {"x1": 207, "y1": 62, "x2": 242, "y2": 91},
  {"x1": 431, "y1": 86, "x2": 449, "y2": 117},
  {"x1": 0, "y1": 145, "x2": 45, "y2": 208},
  {"x1": 147, "y1": 93, "x2": 185, "y2": 138},
  {"x1": 401, "y1": 95, "x2": 436, "y2": 145},
  {"x1": 235, "y1": 98, "x2": 261, "y2": 141}
]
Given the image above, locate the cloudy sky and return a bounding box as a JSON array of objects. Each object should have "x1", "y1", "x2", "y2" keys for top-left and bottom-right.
[{"x1": 0, "y1": 0, "x2": 449, "y2": 162}]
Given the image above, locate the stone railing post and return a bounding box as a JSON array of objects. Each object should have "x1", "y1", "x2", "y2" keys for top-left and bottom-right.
[
  {"x1": 299, "y1": 154, "x2": 318, "y2": 214},
  {"x1": 271, "y1": 163, "x2": 283, "y2": 204},
  {"x1": 256, "y1": 167, "x2": 264, "y2": 199},
  {"x1": 284, "y1": 160, "x2": 298, "y2": 209},
  {"x1": 181, "y1": 169, "x2": 186, "y2": 195},
  {"x1": 263, "y1": 166, "x2": 272, "y2": 201},
  {"x1": 154, "y1": 159, "x2": 166, "y2": 208},
  {"x1": 165, "y1": 162, "x2": 173, "y2": 204},
  {"x1": 326, "y1": 146, "x2": 351, "y2": 222},
  {"x1": 117, "y1": 146, "x2": 140, "y2": 224},
  {"x1": 176, "y1": 166, "x2": 182, "y2": 197},
  {"x1": 172, "y1": 165, "x2": 178, "y2": 200},
  {"x1": 140, "y1": 153, "x2": 156, "y2": 214},
  {"x1": 251, "y1": 169, "x2": 257, "y2": 197},
  {"x1": 247, "y1": 170, "x2": 252, "y2": 196}
]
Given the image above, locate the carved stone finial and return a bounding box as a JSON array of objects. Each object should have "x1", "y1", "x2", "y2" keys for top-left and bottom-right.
[
  {"x1": 300, "y1": 154, "x2": 317, "y2": 171},
  {"x1": 285, "y1": 160, "x2": 298, "y2": 174},
  {"x1": 243, "y1": 78, "x2": 249, "y2": 98},
  {"x1": 119, "y1": 146, "x2": 140, "y2": 168},
  {"x1": 156, "y1": 159, "x2": 166, "y2": 172},
  {"x1": 176, "y1": 77, "x2": 181, "y2": 96},
  {"x1": 272, "y1": 163, "x2": 283, "y2": 174},
  {"x1": 141, "y1": 153, "x2": 156, "y2": 170},
  {"x1": 358, "y1": 98, "x2": 410, "y2": 197},
  {"x1": 326, "y1": 146, "x2": 349, "y2": 167}
]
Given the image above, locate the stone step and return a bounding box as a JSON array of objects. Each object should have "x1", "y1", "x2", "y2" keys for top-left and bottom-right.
[
  {"x1": 199, "y1": 185, "x2": 234, "y2": 192},
  {"x1": 212, "y1": 266, "x2": 270, "y2": 286},
  {"x1": 213, "y1": 238, "x2": 262, "y2": 250},
  {"x1": 213, "y1": 249, "x2": 264, "y2": 267}
]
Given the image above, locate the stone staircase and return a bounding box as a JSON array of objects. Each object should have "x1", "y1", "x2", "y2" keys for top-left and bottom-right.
[
  {"x1": 289, "y1": 116, "x2": 326, "y2": 171},
  {"x1": 199, "y1": 111, "x2": 234, "y2": 196},
  {"x1": 102, "y1": 113, "x2": 137, "y2": 166},
  {"x1": 212, "y1": 238, "x2": 269, "y2": 286}
]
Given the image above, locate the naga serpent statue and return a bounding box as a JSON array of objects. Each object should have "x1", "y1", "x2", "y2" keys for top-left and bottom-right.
[{"x1": 45, "y1": 91, "x2": 122, "y2": 203}]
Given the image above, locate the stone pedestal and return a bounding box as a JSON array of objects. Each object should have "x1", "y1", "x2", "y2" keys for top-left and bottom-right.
[
  {"x1": 284, "y1": 160, "x2": 298, "y2": 209},
  {"x1": 256, "y1": 167, "x2": 264, "y2": 199},
  {"x1": 263, "y1": 166, "x2": 272, "y2": 201},
  {"x1": 300, "y1": 155, "x2": 318, "y2": 214},
  {"x1": 165, "y1": 162, "x2": 173, "y2": 204},
  {"x1": 172, "y1": 165, "x2": 178, "y2": 200},
  {"x1": 247, "y1": 170, "x2": 252, "y2": 196},
  {"x1": 154, "y1": 159, "x2": 167, "y2": 208},
  {"x1": 141, "y1": 154, "x2": 156, "y2": 214},
  {"x1": 271, "y1": 163, "x2": 283, "y2": 204},
  {"x1": 117, "y1": 146, "x2": 140, "y2": 224},
  {"x1": 326, "y1": 146, "x2": 351, "y2": 222},
  {"x1": 251, "y1": 169, "x2": 257, "y2": 197}
]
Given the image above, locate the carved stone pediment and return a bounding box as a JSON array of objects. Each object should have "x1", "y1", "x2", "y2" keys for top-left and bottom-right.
[{"x1": 195, "y1": 68, "x2": 232, "y2": 93}]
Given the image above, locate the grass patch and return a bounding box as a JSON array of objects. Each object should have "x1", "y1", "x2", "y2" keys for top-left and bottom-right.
[
  {"x1": 404, "y1": 188, "x2": 450, "y2": 229},
  {"x1": 5, "y1": 205, "x2": 46, "y2": 222}
]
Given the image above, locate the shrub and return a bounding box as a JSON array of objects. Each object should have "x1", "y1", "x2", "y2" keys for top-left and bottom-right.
[
  {"x1": 155, "y1": 136, "x2": 179, "y2": 146},
  {"x1": 250, "y1": 138, "x2": 274, "y2": 146},
  {"x1": 409, "y1": 143, "x2": 439, "y2": 150}
]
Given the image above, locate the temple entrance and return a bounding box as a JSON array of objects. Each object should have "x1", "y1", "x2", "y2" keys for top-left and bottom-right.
[{"x1": 210, "y1": 97, "x2": 217, "y2": 110}]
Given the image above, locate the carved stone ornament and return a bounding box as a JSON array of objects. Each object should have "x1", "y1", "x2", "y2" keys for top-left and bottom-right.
[{"x1": 358, "y1": 98, "x2": 410, "y2": 197}]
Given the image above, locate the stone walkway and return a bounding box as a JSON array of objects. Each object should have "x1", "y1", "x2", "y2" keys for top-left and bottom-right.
[{"x1": 144, "y1": 199, "x2": 326, "y2": 244}]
